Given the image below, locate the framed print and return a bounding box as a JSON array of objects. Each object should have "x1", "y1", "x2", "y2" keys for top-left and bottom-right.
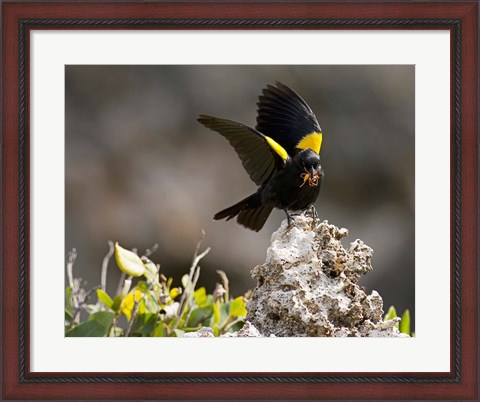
[{"x1": 1, "y1": 1, "x2": 478, "y2": 401}]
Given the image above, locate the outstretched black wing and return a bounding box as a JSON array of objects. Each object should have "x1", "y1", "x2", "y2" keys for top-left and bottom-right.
[
  {"x1": 256, "y1": 82, "x2": 322, "y2": 156},
  {"x1": 197, "y1": 115, "x2": 288, "y2": 186}
]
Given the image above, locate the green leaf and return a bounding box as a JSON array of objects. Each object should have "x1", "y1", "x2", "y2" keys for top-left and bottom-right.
[
  {"x1": 66, "y1": 312, "x2": 114, "y2": 337},
  {"x1": 213, "y1": 302, "x2": 220, "y2": 325},
  {"x1": 121, "y1": 290, "x2": 145, "y2": 321},
  {"x1": 142, "y1": 259, "x2": 159, "y2": 283},
  {"x1": 89, "y1": 311, "x2": 115, "y2": 325},
  {"x1": 96, "y1": 289, "x2": 113, "y2": 309},
  {"x1": 109, "y1": 326, "x2": 124, "y2": 337},
  {"x1": 219, "y1": 301, "x2": 232, "y2": 326},
  {"x1": 114, "y1": 242, "x2": 145, "y2": 277},
  {"x1": 173, "y1": 329, "x2": 185, "y2": 337},
  {"x1": 154, "y1": 322, "x2": 167, "y2": 337},
  {"x1": 181, "y1": 274, "x2": 190, "y2": 289},
  {"x1": 230, "y1": 296, "x2": 247, "y2": 317},
  {"x1": 187, "y1": 305, "x2": 213, "y2": 327},
  {"x1": 112, "y1": 295, "x2": 123, "y2": 312},
  {"x1": 384, "y1": 305, "x2": 397, "y2": 321},
  {"x1": 65, "y1": 286, "x2": 73, "y2": 315},
  {"x1": 227, "y1": 320, "x2": 244, "y2": 333},
  {"x1": 400, "y1": 309, "x2": 411, "y2": 335},
  {"x1": 136, "y1": 281, "x2": 149, "y2": 294},
  {"x1": 131, "y1": 313, "x2": 158, "y2": 336},
  {"x1": 194, "y1": 287, "x2": 207, "y2": 307},
  {"x1": 143, "y1": 291, "x2": 159, "y2": 313},
  {"x1": 66, "y1": 320, "x2": 108, "y2": 337},
  {"x1": 169, "y1": 287, "x2": 181, "y2": 300},
  {"x1": 183, "y1": 326, "x2": 202, "y2": 333}
]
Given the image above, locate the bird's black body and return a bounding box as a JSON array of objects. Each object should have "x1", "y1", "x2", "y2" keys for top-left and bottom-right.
[
  {"x1": 261, "y1": 149, "x2": 323, "y2": 212},
  {"x1": 198, "y1": 82, "x2": 324, "y2": 231}
]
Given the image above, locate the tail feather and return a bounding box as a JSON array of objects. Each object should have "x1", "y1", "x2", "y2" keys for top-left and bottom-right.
[
  {"x1": 213, "y1": 194, "x2": 258, "y2": 221},
  {"x1": 237, "y1": 205, "x2": 273, "y2": 232},
  {"x1": 214, "y1": 193, "x2": 272, "y2": 231}
]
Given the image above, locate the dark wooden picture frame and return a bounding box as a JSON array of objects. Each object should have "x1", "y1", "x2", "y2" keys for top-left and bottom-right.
[{"x1": 1, "y1": 1, "x2": 478, "y2": 400}]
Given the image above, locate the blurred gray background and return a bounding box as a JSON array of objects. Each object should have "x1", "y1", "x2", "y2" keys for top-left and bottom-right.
[{"x1": 66, "y1": 65, "x2": 415, "y2": 330}]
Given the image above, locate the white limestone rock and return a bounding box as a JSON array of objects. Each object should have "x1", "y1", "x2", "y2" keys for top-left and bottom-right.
[
  {"x1": 182, "y1": 321, "x2": 263, "y2": 338},
  {"x1": 220, "y1": 321, "x2": 262, "y2": 337},
  {"x1": 182, "y1": 326, "x2": 215, "y2": 338},
  {"x1": 246, "y1": 213, "x2": 406, "y2": 337}
]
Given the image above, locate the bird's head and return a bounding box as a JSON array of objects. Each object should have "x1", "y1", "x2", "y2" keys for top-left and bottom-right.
[{"x1": 295, "y1": 148, "x2": 322, "y2": 187}]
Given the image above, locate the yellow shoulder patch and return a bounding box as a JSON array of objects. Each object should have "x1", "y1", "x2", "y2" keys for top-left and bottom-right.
[
  {"x1": 296, "y1": 132, "x2": 323, "y2": 154},
  {"x1": 265, "y1": 136, "x2": 289, "y2": 160}
]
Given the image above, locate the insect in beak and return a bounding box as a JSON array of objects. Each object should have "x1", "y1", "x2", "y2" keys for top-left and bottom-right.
[{"x1": 300, "y1": 167, "x2": 320, "y2": 187}]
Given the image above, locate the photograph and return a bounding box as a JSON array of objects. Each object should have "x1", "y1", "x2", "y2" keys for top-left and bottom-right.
[
  {"x1": 65, "y1": 65, "x2": 415, "y2": 338},
  {"x1": 2, "y1": 0, "x2": 478, "y2": 400}
]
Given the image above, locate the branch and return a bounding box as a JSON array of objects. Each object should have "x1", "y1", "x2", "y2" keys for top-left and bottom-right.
[
  {"x1": 172, "y1": 232, "x2": 210, "y2": 330},
  {"x1": 100, "y1": 241, "x2": 114, "y2": 292},
  {"x1": 66, "y1": 248, "x2": 77, "y2": 287}
]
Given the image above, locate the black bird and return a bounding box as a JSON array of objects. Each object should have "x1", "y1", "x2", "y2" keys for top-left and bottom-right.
[{"x1": 198, "y1": 82, "x2": 324, "y2": 232}]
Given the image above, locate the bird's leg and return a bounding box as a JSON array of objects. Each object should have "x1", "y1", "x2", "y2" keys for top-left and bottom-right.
[
  {"x1": 309, "y1": 205, "x2": 318, "y2": 221},
  {"x1": 284, "y1": 209, "x2": 293, "y2": 226}
]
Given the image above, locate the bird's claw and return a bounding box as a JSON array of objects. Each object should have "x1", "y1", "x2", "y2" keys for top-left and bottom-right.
[
  {"x1": 284, "y1": 209, "x2": 294, "y2": 227},
  {"x1": 285, "y1": 208, "x2": 320, "y2": 228},
  {"x1": 309, "y1": 205, "x2": 319, "y2": 221}
]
